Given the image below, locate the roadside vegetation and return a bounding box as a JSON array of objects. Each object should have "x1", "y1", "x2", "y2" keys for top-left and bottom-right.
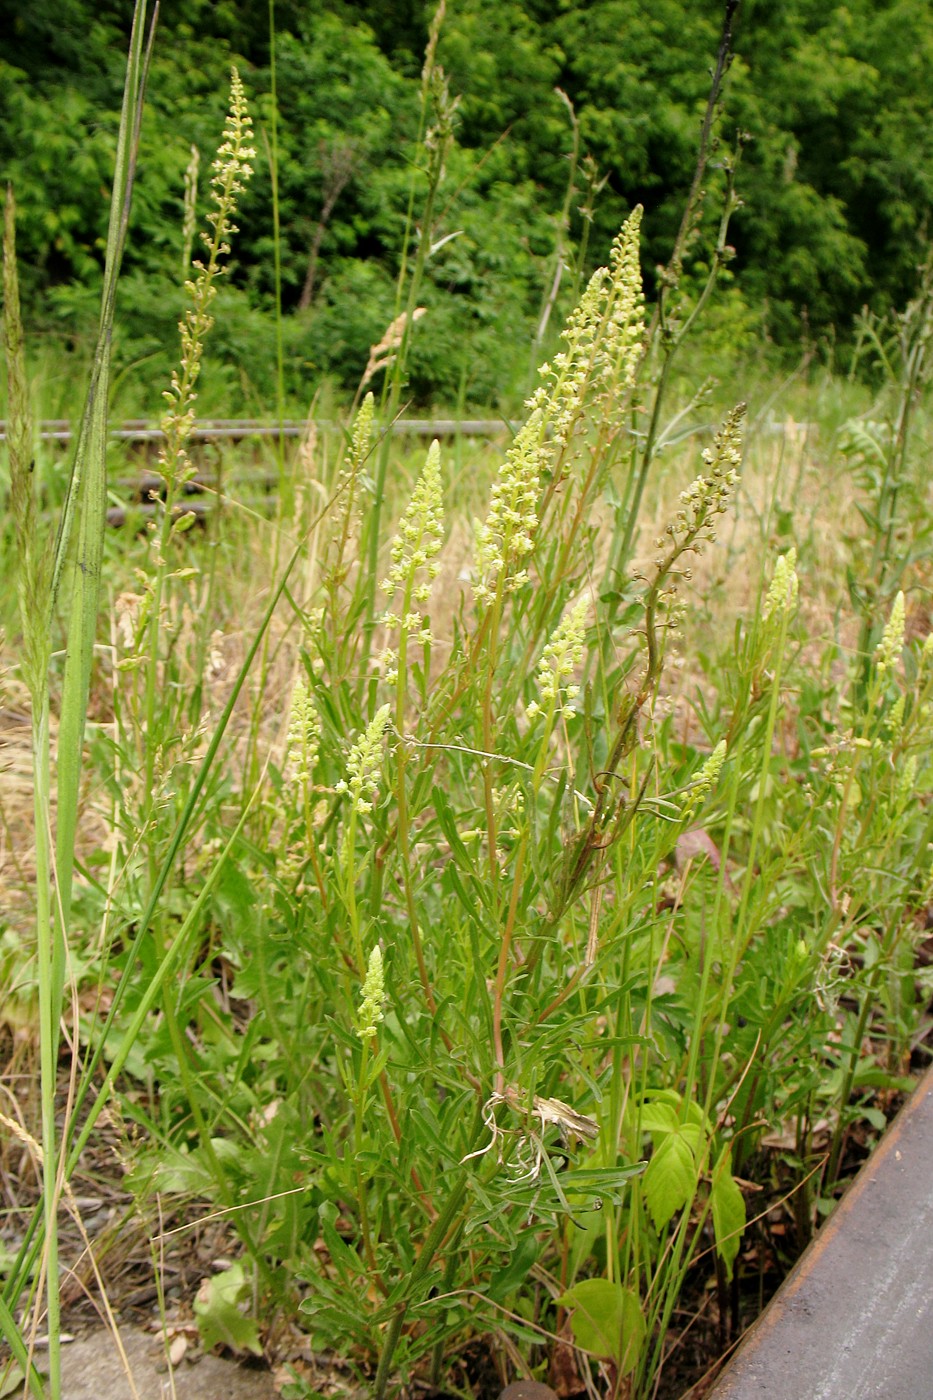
[{"x1": 2, "y1": 3, "x2": 933, "y2": 1399}]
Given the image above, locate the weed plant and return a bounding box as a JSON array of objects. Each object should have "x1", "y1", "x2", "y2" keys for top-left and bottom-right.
[{"x1": 2, "y1": 11, "x2": 933, "y2": 1400}]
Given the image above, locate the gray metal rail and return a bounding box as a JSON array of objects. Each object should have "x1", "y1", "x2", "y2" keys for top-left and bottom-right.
[
  {"x1": 709, "y1": 1063, "x2": 933, "y2": 1400},
  {"x1": 0, "y1": 417, "x2": 516, "y2": 445}
]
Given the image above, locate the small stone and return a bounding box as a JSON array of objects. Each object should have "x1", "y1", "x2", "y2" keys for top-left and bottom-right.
[{"x1": 500, "y1": 1383, "x2": 559, "y2": 1400}]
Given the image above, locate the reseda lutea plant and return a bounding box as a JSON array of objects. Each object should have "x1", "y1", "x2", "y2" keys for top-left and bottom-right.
[
  {"x1": 130, "y1": 202, "x2": 760, "y2": 1395},
  {"x1": 241, "y1": 255, "x2": 928, "y2": 1397},
  {"x1": 6, "y1": 11, "x2": 933, "y2": 1399}
]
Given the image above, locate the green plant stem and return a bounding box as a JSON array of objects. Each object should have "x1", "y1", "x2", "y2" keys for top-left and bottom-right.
[
  {"x1": 372, "y1": 1168, "x2": 472, "y2": 1400},
  {"x1": 701, "y1": 608, "x2": 791, "y2": 1125},
  {"x1": 353, "y1": 1039, "x2": 380, "y2": 1275},
  {"x1": 611, "y1": 165, "x2": 740, "y2": 580},
  {"x1": 342, "y1": 812, "x2": 365, "y2": 976},
  {"x1": 362, "y1": 44, "x2": 453, "y2": 677},
  {"x1": 32, "y1": 706, "x2": 61, "y2": 1398}
]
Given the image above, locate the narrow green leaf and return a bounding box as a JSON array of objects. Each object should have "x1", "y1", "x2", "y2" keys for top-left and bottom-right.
[
  {"x1": 0, "y1": 1292, "x2": 46, "y2": 1400},
  {"x1": 3, "y1": 185, "x2": 48, "y2": 693},
  {"x1": 53, "y1": 0, "x2": 154, "y2": 991}
]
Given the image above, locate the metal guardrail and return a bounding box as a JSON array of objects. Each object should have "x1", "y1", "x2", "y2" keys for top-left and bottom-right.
[
  {"x1": 709, "y1": 1063, "x2": 933, "y2": 1400},
  {"x1": 0, "y1": 415, "x2": 817, "y2": 447},
  {"x1": 0, "y1": 417, "x2": 516, "y2": 445}
]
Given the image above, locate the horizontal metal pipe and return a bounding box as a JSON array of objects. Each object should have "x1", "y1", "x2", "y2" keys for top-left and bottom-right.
[
  {"x1": 0, "y1": 416, "x2": 815, "y2": 446},
  {"x1": 0, "y1": 418, "x2": 517, "y2": 444}
]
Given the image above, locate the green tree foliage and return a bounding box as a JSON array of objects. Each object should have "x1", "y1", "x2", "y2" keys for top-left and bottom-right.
[{"x1": 1, "y1": 0, "x2": 932, "y2": 403}]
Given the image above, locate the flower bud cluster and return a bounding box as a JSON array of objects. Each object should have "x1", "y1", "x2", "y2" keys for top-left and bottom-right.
[
  {"x1": 763, "y1": 547, "x2": 799, "y2": 621},
  {"x1": 683, "y1": 738, "x2": 727, "y2": 815},
  {"x1": 336, "y1": 703, "x2": 392, "y2": 816},
  {"x1": 206, "y1": 67, "x2": 255, "y2": 253},
  {"x1": 876, "y1": 590, "x2": 905, "y2": 674},
  {"x1": 381, "y1": 439, "x2": 444, "y2": 682},
  {"x1": 660, "y1": 405, "x2": 744, "y2": 561},
  {"x1": 349, "y1": 392, "x2": 375, "y2": 473},
  {"x1": 356, "y1": 945, "x2": 385, "y2": 1041},
  {"x1": 527, "y1": 272, "x2": 608, "y2": 447},
  {"x1": 473, "y1": 210, "x2": 644, "y2": 604},
  {"x1": 474, "y1": 412, "x2": 547, "y2": 604},
  {"x1": 160, "y1": 70, "x2": 255, "y2": 489},
  {"x1": 327, "y1": 394, "x2": 375, "y2": 574},
  {"x1": 886, "y1": 693, "x2": 906, "y2": 739},
  {"x1": 604, "y1": 207, "x2": 646, "y2": 389},
  {"x1": 181, "y1": 144, "x2": 199, "y2": 272},
  {"x1": 525, "y1": 207, "x2": 644, "y2": 450},
  {"x1": 284, "y1": 677, "x2": 320, "y2": 786},
  {"x1": 526, "y1": 597, "x2": 589, "y2": 722}
]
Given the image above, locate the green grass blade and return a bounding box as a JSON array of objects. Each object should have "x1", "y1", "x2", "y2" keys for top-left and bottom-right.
[
  {"x1": 53, "y1": 0, "x2": 153, "y2": 959},
  {"x1": 3, "y1": 535, "x2": 305, "y2": 1316},
  {"x1": 0, "y1": 1293, "x2": 46, "y2": 1400}
]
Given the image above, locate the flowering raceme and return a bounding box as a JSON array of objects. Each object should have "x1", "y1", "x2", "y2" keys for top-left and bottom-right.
[
  {"x1": 381, "y1": 439, "x2": 444, "y2": 683},
  {"x1": 526, "y1": 597, "x2": 589, "y2": 723},
  {"x1": 473, "y1": 412, "x2": 547, "y2": 604},
  {"x1": 876, "y1": 590, "x2": 905, "y2": 673},
  {"x1": 284, "y1": 677, "x2": 320, "y2": 786},
  {"x1": 473, "y1": 206, "x2": 645, "y2": 606},
  {"x1": 356, "y1": 945, "x2": 385, "y2": 1041},
  {"x1": 764, "y1": 548, "x2": 799, "y2": 622},
  {"x1": 336, "y1": 704, "x2": 392, "y2": 816}
]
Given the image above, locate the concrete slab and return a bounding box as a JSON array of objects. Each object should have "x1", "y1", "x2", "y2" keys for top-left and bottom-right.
[
  {"x1": 709, "y1": 1063, "x2": 933, "y2": 1400},
  {"x1": 11, "y1": 1325, "x2": 278, "y2": 1400}
]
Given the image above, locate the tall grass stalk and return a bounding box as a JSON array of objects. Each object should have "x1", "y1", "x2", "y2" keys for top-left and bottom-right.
[
  {"x1": 361, "y1": 3, "x2": 457, "y2": 672},
  {"x1": 3, "y1": 185, "x2": 52, "y2": 1400},
  {"x1": 265, "y1": 0, "x2": 289, "y2": 519},
  {"x1": 607, "y1": 0, "x2": 741, "y2": 583},
  {"x1": 846, "y1": 256, "x2": 933, "y2": 686},
  {"x1": 2, "y1": 7, "x2": 152, "y2": 1394}
]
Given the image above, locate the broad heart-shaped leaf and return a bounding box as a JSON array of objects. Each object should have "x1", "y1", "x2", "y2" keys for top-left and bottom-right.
[
  {"x1": 558, "y1": 1278, "x2": 646, "y2": 1377},
  {"x1": 638, "y1": 1100, "x2": 680, "y2": 1135},
  {"x1": 711, "y1": 1146, "x2": 746, "y2": 1282},
  {"x1": 639, "y1": 1090, "x2": 708, "y2": 1139},
  {"x1": 643, "y1": 1129, "x2": 697, "y2": 1230},
  {"x1": 194, "y1": 1262, "x2": 263, "y2": 1356},
  {"x1": 0, "y1": 1363, "x2": 27, "y2": 1399}
]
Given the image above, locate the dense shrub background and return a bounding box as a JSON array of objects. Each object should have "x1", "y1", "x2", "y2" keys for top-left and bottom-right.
[{"x1": 2, "y1": 0, "x2": 932, "y2": 404}]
